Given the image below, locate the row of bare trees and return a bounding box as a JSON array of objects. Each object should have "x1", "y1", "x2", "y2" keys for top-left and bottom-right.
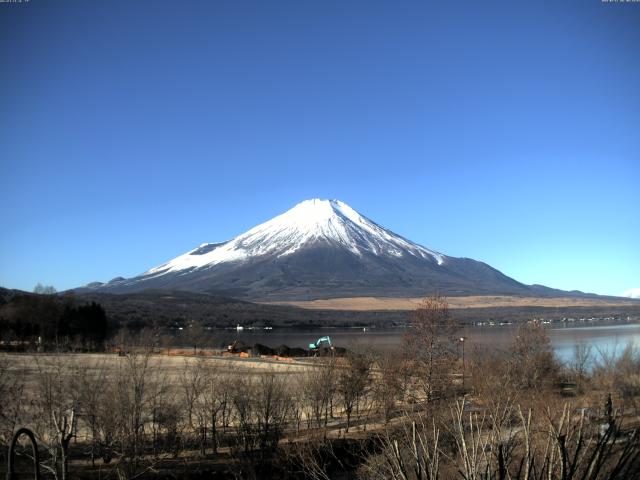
[
  {"x1": 1, "y1": 295, "x2": 639, "y2": 479},
  {"x1": 360, "y1": 296, "x2": 640, "y2": 479},
  {"x1": 364, "y1": 399, "x2": 640, "y2": 480},
  {"x1": 1, "y1": 348, "x2": 383, "y2": 479}
]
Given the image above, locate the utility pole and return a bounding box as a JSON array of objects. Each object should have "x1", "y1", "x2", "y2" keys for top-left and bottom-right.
[{"x1": 459, "y1": 337, "x2": 466, "y2": 389}]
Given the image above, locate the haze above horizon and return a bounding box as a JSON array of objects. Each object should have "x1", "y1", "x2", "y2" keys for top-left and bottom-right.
[{"x1": 1, "y1": 1, "x2": 638, "y2": 296}]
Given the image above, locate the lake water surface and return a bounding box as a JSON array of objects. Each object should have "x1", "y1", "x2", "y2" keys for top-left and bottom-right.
[{"x1": 227, "y1": 322, "x2": 640, "y2": 365}]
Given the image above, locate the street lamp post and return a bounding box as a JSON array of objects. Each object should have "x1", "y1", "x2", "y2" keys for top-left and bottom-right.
[{"x1": 459, "y1": 337, "x2": 466, "y2": 389}]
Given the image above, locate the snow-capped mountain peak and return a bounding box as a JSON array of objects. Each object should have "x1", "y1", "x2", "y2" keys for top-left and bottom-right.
[
  {"x1": 83, "y1": 198, "x2": 550, "y2": 300},
  {"x1": 145, "y1": 199, "x2": 444, "y2": 277}
]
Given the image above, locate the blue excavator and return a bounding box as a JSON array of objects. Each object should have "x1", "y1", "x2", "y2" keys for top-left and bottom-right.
[{"x1": 308, "y1": 336, "x2": 333, "y2": 353}]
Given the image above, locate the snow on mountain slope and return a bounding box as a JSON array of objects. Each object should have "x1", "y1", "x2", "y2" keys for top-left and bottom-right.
[
  {"x1": 145, "y1": 199, "x2": 445, "y2": 277},
  {"x1": 83, "y1": 198, "x2": 544, "y2": 299}
]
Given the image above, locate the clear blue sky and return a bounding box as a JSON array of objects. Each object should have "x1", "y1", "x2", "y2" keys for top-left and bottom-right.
[{"x1": 1, "y1": 0, "x2": 638, "y2": 296}]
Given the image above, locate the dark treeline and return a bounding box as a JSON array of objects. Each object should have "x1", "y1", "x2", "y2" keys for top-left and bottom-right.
[
  {"x1": 81, "y1": 290, "x2": 640, "y2": 329},
  {"x1": 0, "y1": 291, "x2": 108, "y2": 350},
  {"x1": 2, "y1": 287, "x2": 640, "y2": 348}
]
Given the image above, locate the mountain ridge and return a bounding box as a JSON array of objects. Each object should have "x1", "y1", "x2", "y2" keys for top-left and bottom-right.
[{"x1": 80, "y1": 199, "x2": 604, "y2": 300}]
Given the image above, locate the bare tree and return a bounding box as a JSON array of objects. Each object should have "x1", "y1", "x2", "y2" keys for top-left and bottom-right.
[
  {"x1": 254, "y1": 370, "x2": 291, "y2": 450},
  {"x1": 231, "y1": 375, "x2": 257, "y2": 454},
  {"x1": 292, "y1": 432, "x2": 344, "y2": 480},
  {"x1": 337, "y1": 353, "x2": 371, "y2": 432},
  {"x1": 147, "y1": 365, "x2": 173, "y2": 457},
  {"x1": 570, "y1": 342, "x2": 593, "y2": 392},
  {"x1": 113, "y1": 349, "x2": 155, "y2": 478},
  {"x1": 363, "y1": 415, "x2": 441, "y2": 480},
  {"x1": 52, "y1": 409, "x2": 75, "y2": 480},
  {"x1": 196, "y1": 361, "x2": 230, "y2": 454},
  {"x1": 32, "y1": 354, "x2": 80, "y2": 480},
  {"x1": 405, "y1": 295, "x2": 459, "y2": 402},
  {"x1": 363, "y1": 398, "x2": 640, "y2": 480},
  {"x1": 591, "y1": 343, "x2": 640, "y2": 416},
  {"x1": 468, "y1": 343, "x2": 520, "y2": 404},
  {"x1": 0, "y1": 356, "x2": 26, "y2": 452},
  {"x1": 179, "y1": 357, "x2": 205, "y2": 447},
  {"x1": 77, "y1": 360, "x2": 108, "y2": 467},
  {"x1": 372, "y1": 351, "x2": 405, "y2": 424},
  {"x1": 289, "y1": 378, "x2": 305, "y2": 435},
  {"x1": 34, "y1": 283, "x2": 57, "y2": 295},
  {"x1": 612, "y1": 343, "x2": 640, "y2": 404},
  {"x1": 509, "y1": 321, "x2": 558, "y2": 390},
  {"x1": 302, "y1": 360, "x2": 337, "y2": 433},
  {"x1": 93, "y1": 376, "x2": 120, "y2": 465},
  {"x1": 540, "y1": 403, "x2": 640, "y2": 480}
]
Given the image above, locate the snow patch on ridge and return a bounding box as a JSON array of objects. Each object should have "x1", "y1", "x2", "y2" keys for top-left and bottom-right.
[{"x1": 144, "y1": 199, "x2": 445, "y2": 276}]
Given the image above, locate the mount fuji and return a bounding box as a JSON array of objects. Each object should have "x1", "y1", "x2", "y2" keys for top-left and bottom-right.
[{"x1": 83, "y1": 199, "x2": 566, "y2": 300}]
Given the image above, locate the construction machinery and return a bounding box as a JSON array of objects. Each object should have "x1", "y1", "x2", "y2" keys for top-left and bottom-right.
[
  {"x1": 227, "y1": 340, "x2": 246, "y2": 354},
  {"x1": 308, "y1": 336, "x2": 333, "y2": 352}
]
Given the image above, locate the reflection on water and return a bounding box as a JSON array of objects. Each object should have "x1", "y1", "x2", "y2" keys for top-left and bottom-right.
[
  {"x1": 226, "y1": 323, "x2": 640, "y2": 365},
  {"x1": 549, "y1": 324, "x2": 640, "y2": 365}
]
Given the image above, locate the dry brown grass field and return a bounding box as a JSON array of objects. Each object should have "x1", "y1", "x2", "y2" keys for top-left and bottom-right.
[
  {"x1": 1, "y1": 352, "x2": 313, "y2": 397},
  {"x1": 266, "y1": 295, "x2": 640, "y2": 310}
]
